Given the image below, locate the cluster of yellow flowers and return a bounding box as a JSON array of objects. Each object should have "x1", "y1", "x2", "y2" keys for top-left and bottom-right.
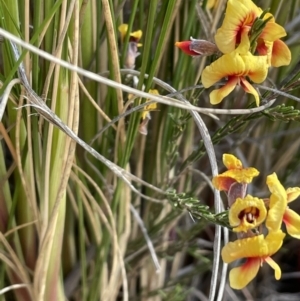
[
  {"x1": 213, "y1": 154, "x2": 300, "y2": 289},
  {"x1": 175, "y1": 0, "x2": 297, "y2": 291},
  {"x1": 175, "y1": 0, "x2": 291, "y2": 106},
  {"x1": 118, "y1": 24, "x2": 158, "y2": 135}
]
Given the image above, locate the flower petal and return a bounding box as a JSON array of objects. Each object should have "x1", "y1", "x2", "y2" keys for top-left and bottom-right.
[
  {"x1": 229, "y1": 258, "x2": 260, "y2": 289},
  {"x1": 223, "y1": 230, "x2": 285, "y2": 290},
  {"x1": 130, "y1": 30, "x2": 142, "y2": 41},
  {"x1": 256, "y1": 40, "x2": 273, "y2": 66},
  {"x1": 222, "y1": 234, "x2": 266, "y2": 263},
  {"x1": 209, "y1": 77, "x2": 239, "y2": 105},
  {"x1": 222, "y1": 230, "x2": 285, "y2": 264},
  {"x1": 141, "y1": 89, "x2": 159, "y2": 119},
  {"x1": 240, "y1": 77, "x2": 260, "y2": 106},
  {"x1": 216, "y1": 168, "x2": 260, "y2": 185},
  {"x1": 264, "y1": 257, "x2": 282, "y2": 280},
  {"x1": 118, "y1": 24, "x2": 142, "y2": 44},
  {"x1": 261, "y1": 19, "x2": 287, "y2": 42},
  {"x1": 223, "y1": 153, "x2": 243, "y2": 169},
  {"x1": 214, "y1": 0, "x2": 261, "y2": 53},
  {"x1": 266, "y1": 173, "x2": 287, "y2": 232},
  {"x1": 213, "y1": 154, "x2": 259, "y2": 191},
  {"x1": 271, "y1": 39, "x2": 291, "y2": 67},
  {"x1": 202, "y1": 49, "x2": 268, "y2": 105},
  {"x1": 201, "y1": 52, "x2": 246, "y2": 88},
  {"x1": 212, "y1": 176, "x2": 237, "y2": 191},
  {"x1": 215, "y1": 27, "x2": 239, "y2": 54},
  {"x1": 228, "y1": 182, "x2": 248, "y2": 206},
  {"x1": 286, "y1": 187, "x2": 300, "y2": 203},
  {"x1": 242, "y1": 55, "x2": 269, "y2": 83},
  {"x1": 283, "y1": 208, "x2": 300, "y2": 239},
  {"x1": 118, "y1": 24, "x2": 129, "y2": 40},
  {"x1": 229, "y1": 195, "x2": 267, "y2": 232},
  {"x1": 264, "y1": 230, "x2": 285, "y2": 254}
]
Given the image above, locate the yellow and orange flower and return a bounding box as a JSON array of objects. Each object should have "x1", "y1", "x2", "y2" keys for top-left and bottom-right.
[
  {"x1": 201, "y1": 41, "x2": 268, "y2": 106},
  {"x1": 266, "y1": 173, "x2": 300, "y2": 238},
  {"x1": 214, "y1": 0, "x2": 291, "y2": 67},
  {"x1": 229, "y1": 195, "x2": 267, "y2": 232},
  {"x1": 212, "y1": 154, "x2": 259, "y2": 191},
  {"x1": 222, "y1": 230, "x2": 285, "y2": 289}
]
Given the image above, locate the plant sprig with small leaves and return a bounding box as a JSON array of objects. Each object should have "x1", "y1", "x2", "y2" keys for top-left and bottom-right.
[{"x1": 167, "y1": 189, "x2": 231, "y2": 228}]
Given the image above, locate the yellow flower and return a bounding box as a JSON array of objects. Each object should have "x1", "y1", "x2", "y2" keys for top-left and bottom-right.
[
  {"x1": 118, "y1": 24, "x2": 143, "y2": 69},
  {"x1": 139, "y1": 90, "x2": 158, "y2": 135},
  {"x1": 118, "y1": 24, "x2": 143, "y2": 47},
  {"x1": 212, "y1": 154, "x2": 259, "y2": 192},
  {"x1": 266, "y1": 173, "x2": 287, "y2": 232},
  {"x1": 256, "y1": 14, "x2": 291, "y2": 67},
  {"x1": 266, "y1": 174, "x2": 300, "y2": 238},
  {"x1": 222, "y1": 230, "x2": 285, "y2": 289},
  {"x1": 229, "y1": 195, "x2": 267, "y2": 232},
  {"x1": 201, "y1": 43, "x2": 268, "y2": 106},
  {"x1": 141, "y1": 89, "x2": 158, "y2": 120},
  {"x1": 214, "y1": 0, "x2": 291, "y2": 67},
  {"x1": 129, "y1": 90, "x2": 158, "y2": 135}
]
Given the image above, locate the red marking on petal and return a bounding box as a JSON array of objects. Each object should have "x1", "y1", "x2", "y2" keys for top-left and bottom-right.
[
  {"x1": 283, "y1": 211, "x2": 291, "y2": 225},
  {"x1": 256, "y1": 40, "x2": 269, "y2": 55},
  {"x1": 214, "y1": 176, "x2": 237, "y2": 191},
  {"x1": 130, "y1": 36, "x2": 139, "y2": 43},
  {"x1": 243, "y1": 257, "x2": 262, "y2": 270},
  {"x1": 175, "y1": 41, "x2": 201, "y2": 56}
]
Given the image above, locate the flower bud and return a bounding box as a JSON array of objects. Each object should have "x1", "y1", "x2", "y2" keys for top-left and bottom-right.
[
  {"x1": 124, "y1": 42, "x2": 140, "y2": 69},
  {"x1": 175, "y1": 37, "x2": 219, "y2": 56}
]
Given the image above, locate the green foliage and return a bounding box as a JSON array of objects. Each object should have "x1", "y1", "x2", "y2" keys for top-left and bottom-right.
[{"x1": 167, "y1": 189, "x2": 230, "y2": 228}]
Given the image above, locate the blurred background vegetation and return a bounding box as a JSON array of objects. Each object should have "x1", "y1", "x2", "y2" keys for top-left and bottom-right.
[{"x1": 0, "y1": 0, "x2": 299, "y2": 300}]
